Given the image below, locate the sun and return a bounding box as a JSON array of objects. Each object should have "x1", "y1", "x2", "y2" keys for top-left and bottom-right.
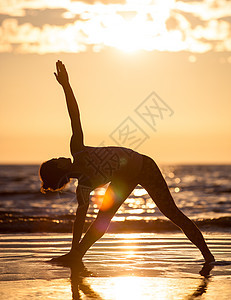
[{"x1": 94, "y1": 0, "x2": 175, "y2": 53}]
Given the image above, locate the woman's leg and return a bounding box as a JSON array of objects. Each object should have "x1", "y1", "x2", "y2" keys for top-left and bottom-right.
[
  {"x1": 138, "y1": 156, "x2": 215, "y2": 263},
  {"x1": 76, "y1": 178, "x2": 138, "y2": 258}
]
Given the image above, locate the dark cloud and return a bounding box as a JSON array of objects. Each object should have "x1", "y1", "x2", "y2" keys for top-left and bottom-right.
[
  {"x1": 172, "y1": 10, "x2": 206, "y2": 29},
  {"x1": 0, "y1": 8, "x2": 81, "y2": 27},
  {"x1": 72, "y1": 0, "x2": 126, "y2": 3},
  {"x1": 219, "y1": 16, "x2": 231, "y2": 24},
  {"x1": 180, "y1": 12, "x2": 206, "y2": 28},
  {"x1": 0, "y1": 14, "x2": 8, "y2": 25},
  {"x1": 166, "y1": 16, "x2": 179, "y2": 31}
]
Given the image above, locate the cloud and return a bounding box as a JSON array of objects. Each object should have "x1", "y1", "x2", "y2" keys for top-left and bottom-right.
[
  {"x1": 74, "y1": 0, "x2": 126, "y2": 3},
  {"x1": 0, "y1": 0, "x2": 65, "y2": 17},
  {"x1": 0, "y1": 0, "x2": 231, "y2": 54},
  {"x1": 0, "y1": 18, "x2": 87, "y2": 54},
  {"x1": 0, "y1": 0, "x2": 125, "y2": 17},
  {"x1": 175, "y1": 0, "x2": 231, "y2": 20},
  {"x1": 192, "y1": 19, "x2": 230, "y2": 41},
  {"x1": 0, "y1": 8, "x2": 83, "y2": 27}
]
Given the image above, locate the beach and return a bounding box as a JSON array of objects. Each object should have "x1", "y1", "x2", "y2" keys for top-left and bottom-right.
[
  {"x1": 1, "y1": 232, "x2": 231, "y2": 300},
  {"x1": 0, "y1": 164, "x2": 231, "y2": 299}
]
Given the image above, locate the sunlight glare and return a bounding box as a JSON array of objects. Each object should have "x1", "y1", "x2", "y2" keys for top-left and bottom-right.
[
  {"x1": 93, "y1": 0, "x2": 175, "y2": 53},
  {"x1": 113, "y1": 277, "x2": 143, "y2": 300},
  {"x1": 133, "y1": 188, "x2": 147, "y2": 196}
]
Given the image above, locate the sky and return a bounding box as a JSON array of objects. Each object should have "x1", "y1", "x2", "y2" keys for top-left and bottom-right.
[{"x1": 0, "y1": 0, "x2": 231, "y2": 164}]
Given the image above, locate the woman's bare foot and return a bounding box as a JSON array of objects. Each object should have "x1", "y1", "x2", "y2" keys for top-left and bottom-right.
[
  {"x1": 50, "y1": 249, "x2": 83, "y2": 267},
  {"x1": 199, "y1": 262, "x2": 214, "y2": 277}
]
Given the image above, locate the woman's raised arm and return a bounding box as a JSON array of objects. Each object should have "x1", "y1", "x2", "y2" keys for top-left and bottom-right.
[{"x1": 54, "y1": 60, "x2": 84, "y2": 154}]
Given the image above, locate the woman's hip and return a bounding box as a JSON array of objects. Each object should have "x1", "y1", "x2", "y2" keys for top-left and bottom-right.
[{"x1": 137, "y1": 155, "x2": 161, "y2": 187}]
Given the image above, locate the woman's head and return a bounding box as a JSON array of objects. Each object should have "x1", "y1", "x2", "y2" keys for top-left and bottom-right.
[{"x1": 39, "y1": 157, "x2": 72, "y2": 193}]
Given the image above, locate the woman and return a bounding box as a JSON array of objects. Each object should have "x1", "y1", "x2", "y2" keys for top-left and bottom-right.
[{"x1": 40, "y1": 60, "x2": 215, "y2": 266}]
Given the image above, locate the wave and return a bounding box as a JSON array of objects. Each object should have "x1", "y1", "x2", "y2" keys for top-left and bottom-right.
[
  {"x1": 1, "y1": 214, "x2": 231, "y2": 233},
  {"x1": 1, "y1": 187, "x2": 231, "y2": 196},
  {"x1": 0, "y1": 191, "x2": 41, "y2": 196}
]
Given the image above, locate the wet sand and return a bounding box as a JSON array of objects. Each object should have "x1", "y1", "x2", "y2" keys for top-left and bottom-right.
[{"x1": 0, "y1": 232, "x2": 231, "y2": 299}]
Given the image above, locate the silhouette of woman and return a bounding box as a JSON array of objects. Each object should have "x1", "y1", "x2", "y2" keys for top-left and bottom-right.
[{"x1": 40, "y1": 60, "x2": 215, "y2": 266}]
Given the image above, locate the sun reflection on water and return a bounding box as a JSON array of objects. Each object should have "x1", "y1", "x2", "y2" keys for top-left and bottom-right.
[
  {"x1": 133, "y1": 188, "x2": 147, "y2": 197},
  {"x1": 84, "y1": 276, "x2": 210, "y2": 300},
  {"x1": 86, "y1": 276, "x2": 191, "y2": 300},
  {"x1": 113, "y1": 277, "x2": 145, "y2": 300}
]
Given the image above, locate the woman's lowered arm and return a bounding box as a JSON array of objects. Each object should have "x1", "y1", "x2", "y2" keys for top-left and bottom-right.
[
  {"x1": 50, "y1": 185, "x2": 90, "y2": 265},
  {"x1": 71, "y1": 185, "x2": 91, "y2": 251},
  {"x1": 54, "y1": 60, "x2": 84, "y2": 153}
]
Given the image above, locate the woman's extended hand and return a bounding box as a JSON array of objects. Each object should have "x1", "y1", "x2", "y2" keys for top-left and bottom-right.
[{"x1": 54, "y1": 60, "x2": 69, "y2": 86}]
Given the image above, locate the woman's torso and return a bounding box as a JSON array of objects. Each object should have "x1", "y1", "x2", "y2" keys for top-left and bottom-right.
[{"x1": 73, "y1": 146, "x2": 143, "y2": 189}]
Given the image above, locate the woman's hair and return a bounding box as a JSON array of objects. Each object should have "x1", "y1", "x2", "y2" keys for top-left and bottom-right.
[{"x1": 39, "y1": 158, "x2": 70, "y2": 194}]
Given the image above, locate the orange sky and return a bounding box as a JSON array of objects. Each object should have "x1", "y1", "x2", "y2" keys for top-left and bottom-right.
[{"x1": 1, "y1": 0, "x2": 231, "y2": 164}]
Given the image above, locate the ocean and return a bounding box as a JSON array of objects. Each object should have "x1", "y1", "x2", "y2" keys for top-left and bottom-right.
[{"x1": 1, "y1": 164, "x2": 231, "y2": 233}]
